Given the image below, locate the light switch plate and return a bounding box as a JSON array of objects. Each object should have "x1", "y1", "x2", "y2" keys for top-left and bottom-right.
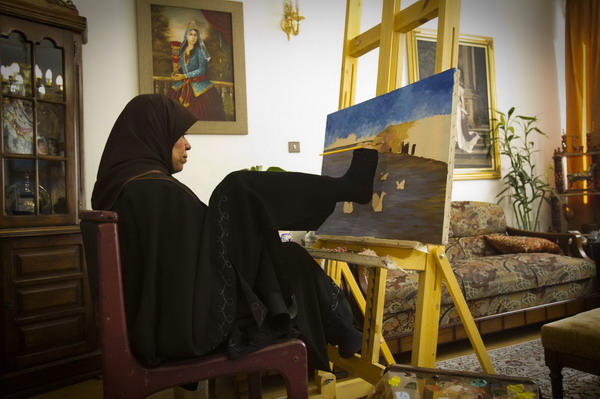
[{"x1": 288, "y1": 141, "x2": 300, "y2": 153}]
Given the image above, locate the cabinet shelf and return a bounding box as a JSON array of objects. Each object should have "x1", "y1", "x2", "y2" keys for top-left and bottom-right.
[
  {"x1": 558, "y1": 191, "x2": 600, "y2": 197},
  {"x1": 553, "y1": 151, "x2": 600, "y2": 158}
]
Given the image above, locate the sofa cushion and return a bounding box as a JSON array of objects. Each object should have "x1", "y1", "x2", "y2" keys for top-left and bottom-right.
[
  {"x1": 382, "y1": 280, "x2": 598, "y2": 339},
  {"x1": 438, "y1": 281, "x2": 598, "y2": 328},
  {"x1": 452, "y1": 235, "x2": 501, "y2": 262},
  {"x1": 375, "y1": 251, "x2": 595, "y2": 316},
  {"x1": 452, "y1": 254, "x2": 539, "y2": 300},
  {"x1": 484, "y1": 235, "x2": 562, "y2": 254},
  {"x1": 445, "y1": 238, "x2": 467, "y2": 262},
  {"x1": 376, "y1": 251, "x2": 596, "y2": 319},
  {"x1": 446, "y1": 234, "x2": 504, "y2": 263},
  {"x1": 452, "y1": 253, "x2": 595, "y2": 300},
  {"x1": 379, "y1": 254, "x2": 596, "y2": 337},
  {"x1": 525, "y1": 253, "x2": 596, "y2": 287},
  {"x1": 449, "y1": 201, "x2": 507, "y2": 238}
]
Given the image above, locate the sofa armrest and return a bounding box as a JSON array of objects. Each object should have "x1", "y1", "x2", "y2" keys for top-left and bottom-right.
[{"x1": 506, "y1": 226, "x2": 591, "y2": 260}]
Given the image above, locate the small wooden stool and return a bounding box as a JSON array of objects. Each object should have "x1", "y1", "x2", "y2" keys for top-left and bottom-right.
[{"x1": 541, "y1": 308, "x2": 600, "y2": 399}]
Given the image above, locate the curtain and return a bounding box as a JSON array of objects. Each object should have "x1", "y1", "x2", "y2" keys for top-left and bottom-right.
[
  {"x1": 564, "y1": 0, "x2": 600, "y2": 228},
  {"x1": 202, "y1": 10, "x2": 232, "y2": 45},
  {"x1": 565, "y1": 0, "x2": 600, "y2": 158}
]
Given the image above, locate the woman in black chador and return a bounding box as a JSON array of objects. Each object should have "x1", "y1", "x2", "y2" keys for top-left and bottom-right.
[{"x1": 91, "y1": 94, "x2": 379, "y2": 372}]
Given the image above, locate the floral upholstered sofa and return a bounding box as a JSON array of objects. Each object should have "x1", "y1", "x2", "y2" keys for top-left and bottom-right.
[{"x1": 353, "y1": 201, "x2": 599, "y2": 355}]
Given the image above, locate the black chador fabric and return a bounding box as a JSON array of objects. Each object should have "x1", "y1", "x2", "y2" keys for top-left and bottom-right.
[
  {"x1": 206, "y1": 169, "x2": 375, "y2": 369},
  {"x1": 92, "y1": 94, "x2": 378, "y2": 370}
]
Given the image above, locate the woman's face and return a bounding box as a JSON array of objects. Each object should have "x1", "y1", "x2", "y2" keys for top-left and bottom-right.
[
  {"x1": 171, "y1": 135, "x2": 191, "y2": 173},
  {"x1": 186, "y1": 29, "x2": 199, "y2": 46}
]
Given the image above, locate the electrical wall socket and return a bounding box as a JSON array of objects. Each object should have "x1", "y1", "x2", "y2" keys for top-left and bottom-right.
[{"x1": 288, "y1": 141, "x2": 300, "y2": 153}]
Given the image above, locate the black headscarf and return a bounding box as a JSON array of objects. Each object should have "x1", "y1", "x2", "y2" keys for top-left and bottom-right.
[{"x1": 91, "y1": 94, "x2": 198, "y2": 210}]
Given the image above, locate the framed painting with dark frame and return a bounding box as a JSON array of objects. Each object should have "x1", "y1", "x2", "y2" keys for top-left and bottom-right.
[
  {"x1": 136, "y1": 0, "x2": 247, "y2": 134},
  {"x1": 408, "y1": 29, "x2": 500, "y2": 180}
]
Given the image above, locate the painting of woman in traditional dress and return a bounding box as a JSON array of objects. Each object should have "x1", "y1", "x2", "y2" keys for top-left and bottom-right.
[
  {"x1": 149, "y1": 5, "x2": 237, "y2": 122},
  {"x1": 166, "y1": 20, "x2": 226, "y2": 121}
]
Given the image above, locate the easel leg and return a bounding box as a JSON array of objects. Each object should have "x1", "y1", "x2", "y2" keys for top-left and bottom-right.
[
  {"x1": 432, "y1": 246, "x2": 495, "y2": 373},
  {"x1": 411, "y1": 252, "x2": 443, "y2": 367},
  {"x1": 362, "y1": 267, "x2": 387, "y2": 364},
  {"x1": 314, "y1": 370, "x2": 336, "y2": 399},
  {"x1": 339, "y1": 262, "x2": 395, "y2": 365}
]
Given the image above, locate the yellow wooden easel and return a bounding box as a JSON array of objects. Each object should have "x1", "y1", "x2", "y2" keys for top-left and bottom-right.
[{"x1": 308, "y1": 1, "x2": 494, "y2": 396}]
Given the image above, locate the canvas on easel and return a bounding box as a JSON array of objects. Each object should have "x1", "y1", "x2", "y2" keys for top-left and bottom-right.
[{"x1": 318, "y1": 68, "x2": 459, "y2": 245}]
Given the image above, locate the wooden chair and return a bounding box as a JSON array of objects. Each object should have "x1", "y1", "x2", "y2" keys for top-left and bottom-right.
[{"x1": 79, "y1": 210, "x2": 308, "y2": 399}]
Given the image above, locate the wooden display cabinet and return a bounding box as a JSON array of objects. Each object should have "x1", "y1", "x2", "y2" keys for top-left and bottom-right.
[{"x1": 0, "y1": 1, "x2": 100, "y2": 397}]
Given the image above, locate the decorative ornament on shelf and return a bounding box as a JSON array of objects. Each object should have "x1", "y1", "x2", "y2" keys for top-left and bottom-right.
[
  {"x1": 46, "y1": 0, "x2": 77, "y2": 11},
  {"x1": 568, "y1": 164, "x2": 595, "y2": 189},
  {"x1": 281, "y1": 0, "x2": 304, "y2": 41}
]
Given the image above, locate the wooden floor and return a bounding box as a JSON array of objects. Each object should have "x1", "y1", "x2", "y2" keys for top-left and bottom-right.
[{"x1": 30, "y1": 324, "x2": 542, "y2": 399}]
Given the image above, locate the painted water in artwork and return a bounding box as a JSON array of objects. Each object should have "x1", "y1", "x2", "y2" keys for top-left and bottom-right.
[{"x1": 318, "y1": 69, "x2": 459, "y2": 245}]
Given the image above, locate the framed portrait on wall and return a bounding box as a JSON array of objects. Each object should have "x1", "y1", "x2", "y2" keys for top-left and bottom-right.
[
  {"x1": 408, "y1": 29, "x2": 500, "y2": 180},
  {"x1": 136, "y1": 0, "x2": 248, "y2": 134}
]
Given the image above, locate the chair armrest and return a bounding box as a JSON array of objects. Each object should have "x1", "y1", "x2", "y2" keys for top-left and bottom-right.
[
  {"x1": 506, "y1": 226, "x2": 591, "y2": 260},
  {"x1": 80, "y1": 210, "x2": 119, "y2": 223}
]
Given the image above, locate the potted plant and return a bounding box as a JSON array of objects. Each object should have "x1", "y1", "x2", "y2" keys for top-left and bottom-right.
[
  {"x1": 489, "y1": 107, "x2": 557, "y2": 231},
  {"x1": 245, "y1": 165, "x2": 286, "y2": 172}
]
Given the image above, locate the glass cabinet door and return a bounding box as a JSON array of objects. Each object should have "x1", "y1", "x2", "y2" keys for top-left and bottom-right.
[{"x1": 1, "y1": 27, "x2": 74, "y2": 227}]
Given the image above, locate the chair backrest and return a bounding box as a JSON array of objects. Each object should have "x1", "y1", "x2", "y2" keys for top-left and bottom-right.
[
  {"x1": 79, "y1": 210, "x2": 309, "y2": 399},
  {"x1": 79, "y1": 210, "x2": 137, "y2": 374}
]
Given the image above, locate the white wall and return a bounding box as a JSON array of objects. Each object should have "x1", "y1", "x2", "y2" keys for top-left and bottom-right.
[{"x1": 76, "y1": 0, "x2": 565, "y2": 229}]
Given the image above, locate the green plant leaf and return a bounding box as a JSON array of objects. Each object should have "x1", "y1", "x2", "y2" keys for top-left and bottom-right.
[
  {"x1": 489, "y1": 107, "x2": 551, "y2": 231},
  {"x1": 243, "y1": 165, "x2": 287, "y2": 172},
  {"x1": 265, "y1": 166, "x2": 287, "y2": 172},
  {"x1": 518, "y1": 115, "x2": 536, "y2": 121}
]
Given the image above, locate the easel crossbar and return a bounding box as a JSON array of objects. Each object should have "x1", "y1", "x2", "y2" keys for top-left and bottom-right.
[{"x1": 348, "y1": 0, "x2": 440, "y2": 58}]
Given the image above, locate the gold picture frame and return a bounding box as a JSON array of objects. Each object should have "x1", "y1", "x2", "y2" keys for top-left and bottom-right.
[
  {"x1": 408, "y1": 29, "x2": 500, "y2": 180},
  {"x1": 136, "y1": 0, "x2": 248, "y2": 134}
]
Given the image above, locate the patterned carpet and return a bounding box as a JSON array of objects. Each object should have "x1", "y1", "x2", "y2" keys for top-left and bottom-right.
[{"x1": 436, "y1": 339, "x2": 600, "y2": 399}]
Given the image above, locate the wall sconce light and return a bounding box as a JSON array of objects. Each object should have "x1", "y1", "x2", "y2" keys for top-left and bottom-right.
[{"x1": 281, "y1": 1, "x2": 304, "y2": 41}]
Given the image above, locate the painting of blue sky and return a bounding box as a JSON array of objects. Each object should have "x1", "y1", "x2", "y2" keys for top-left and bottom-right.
[{"x1": 324, "y1": 68, "x2": 456, "y2": 150}]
